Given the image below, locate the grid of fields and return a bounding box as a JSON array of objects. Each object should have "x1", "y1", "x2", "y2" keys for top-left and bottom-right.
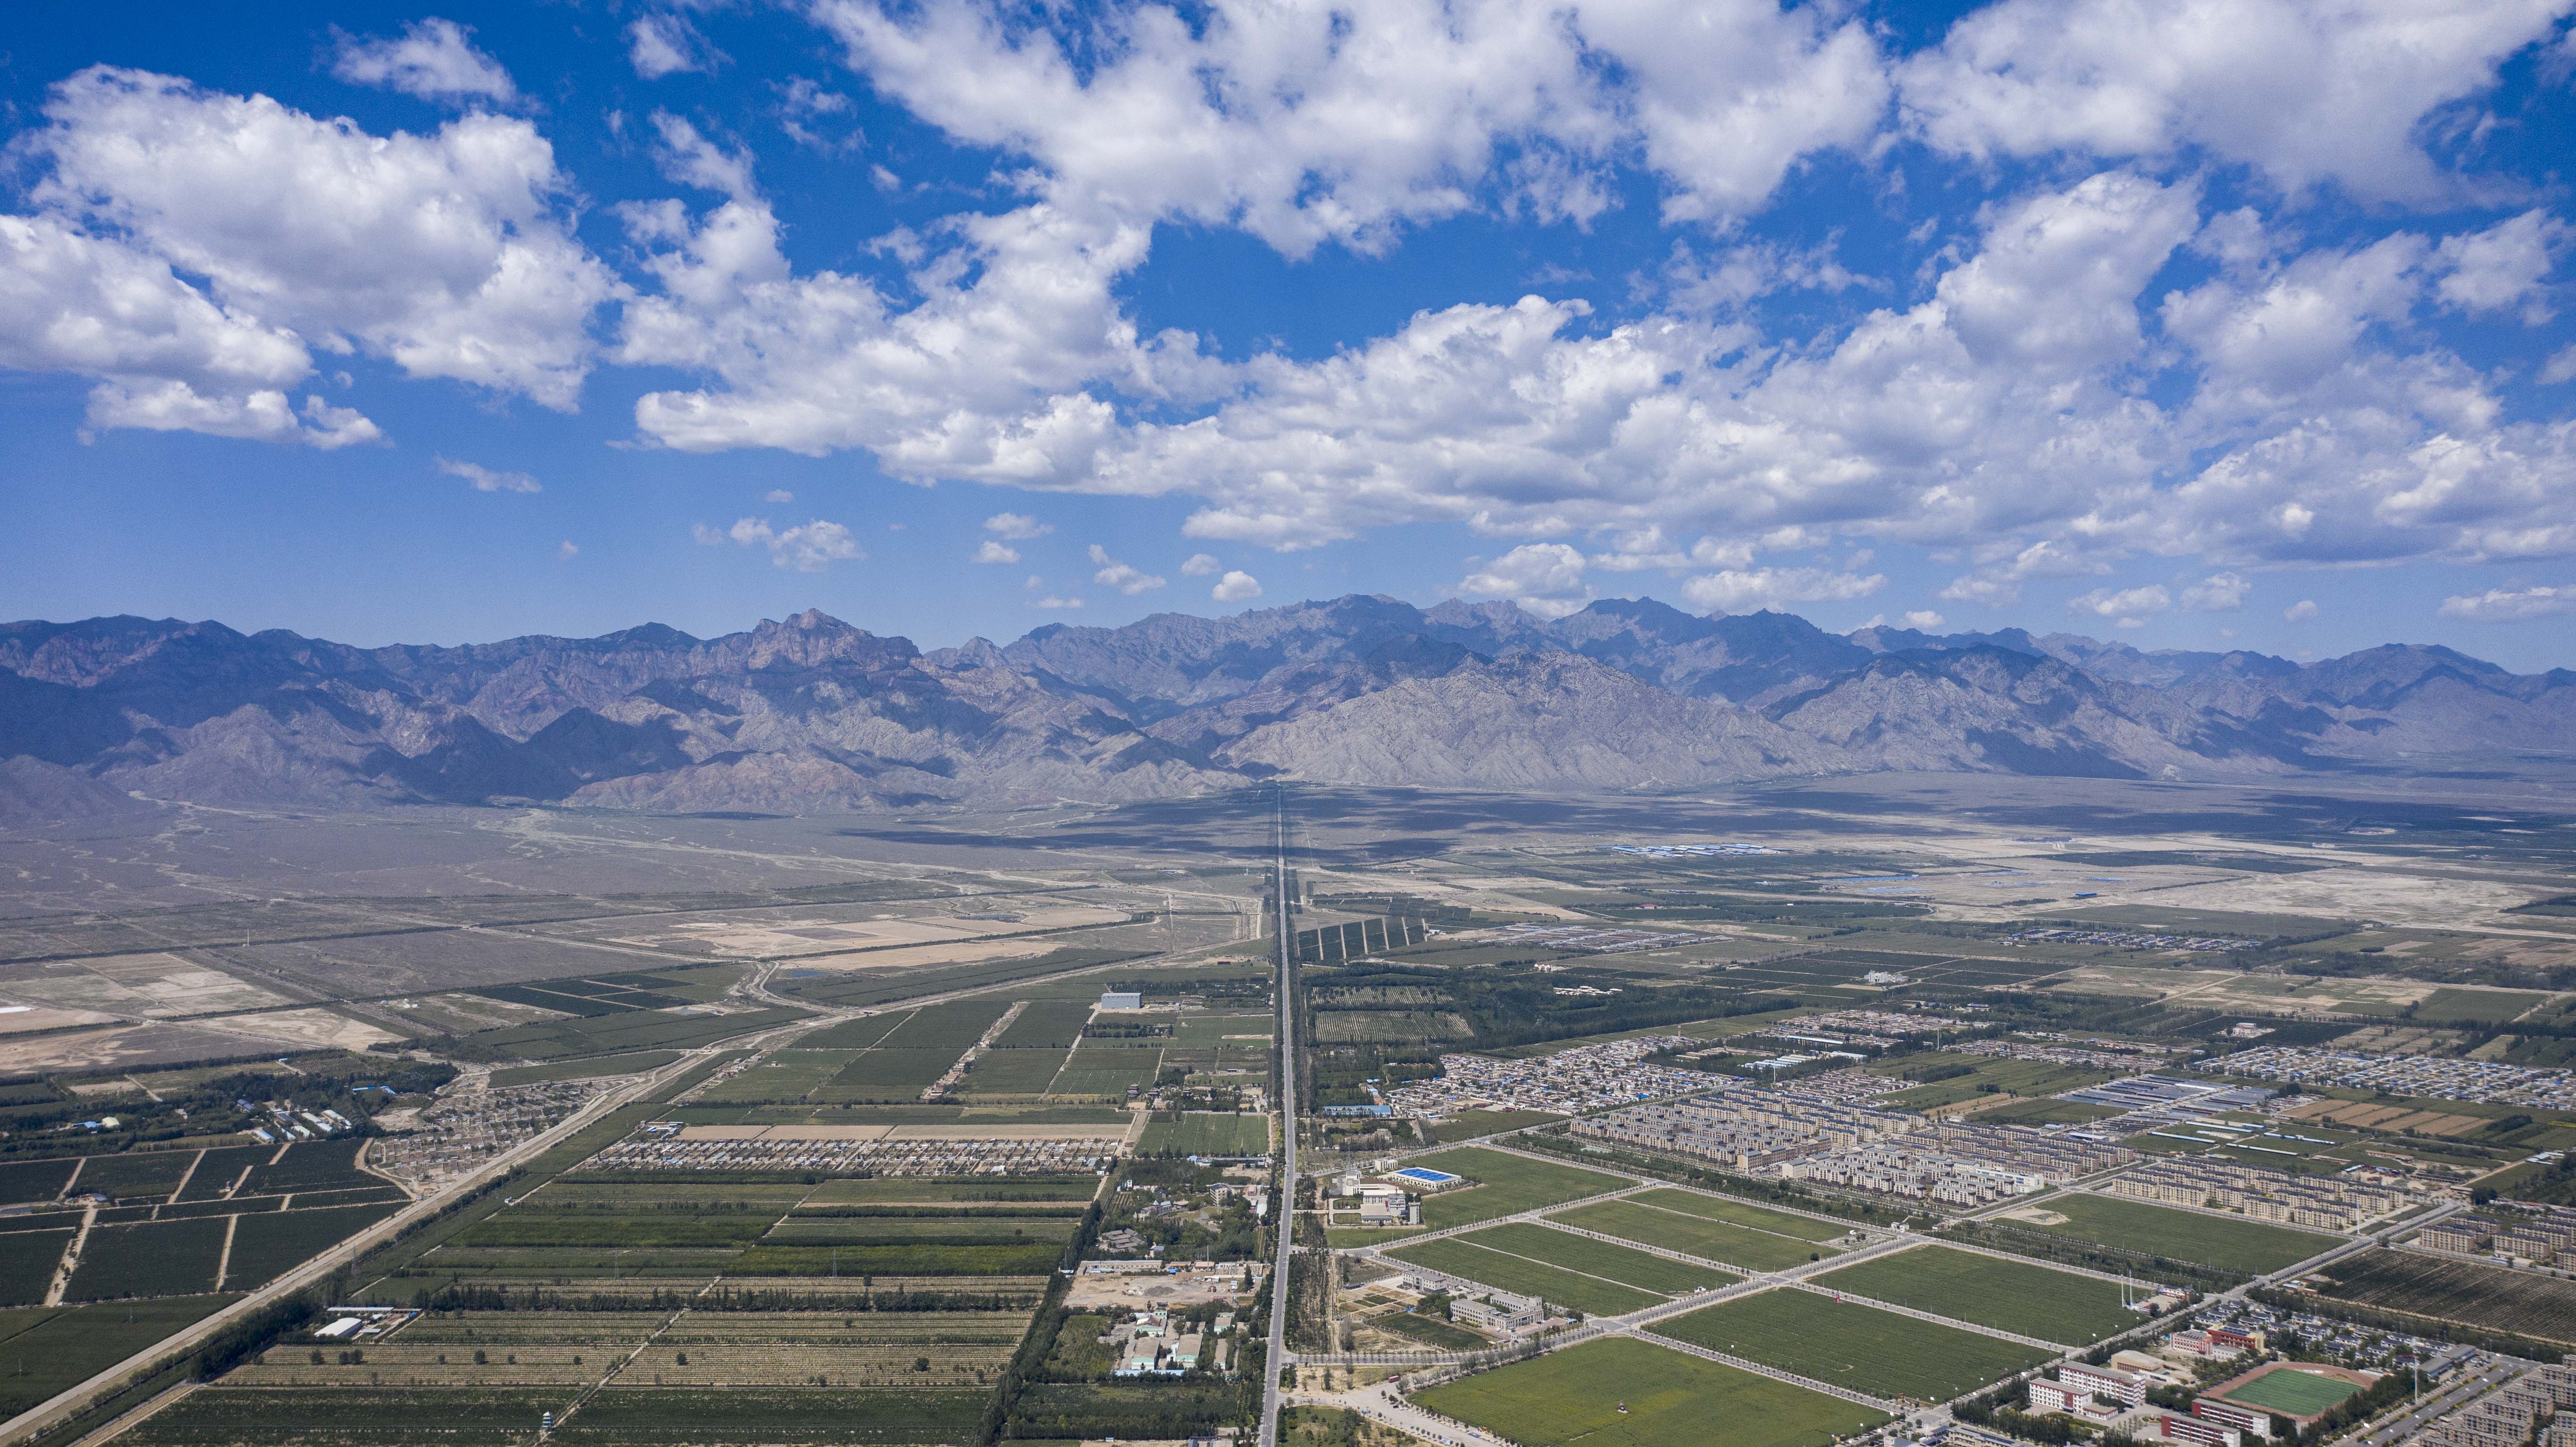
[
  {"x1": 1655, "y1": 1289, "x2": 2053, "y2": 1403},
  {"x1": 9, "y1": 1140, "x2": 413, "y2": 1303},
  {"x1": 1810, "y1": 1246, "x2": 2138, "y2": 1345},
  {"x1": 157, "y1": 1143, "x2": 1080, "y2": 1444},
  {"x1": 2011, "y1": 1193, "x2": 2344, "y2": 1273},
  {"x1": 1415, "y1": 1336, "x2": 1887, "y2": 1447},
  {"x1": 1549, "y1": 1198, "x2": 1841, "y2": 1273}
]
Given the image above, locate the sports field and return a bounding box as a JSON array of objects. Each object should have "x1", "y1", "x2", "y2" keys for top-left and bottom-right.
[
  {"x1": 1810, "y1": 1246, "x2": 2136, "y2": 1344},
  {"x1": 1416, "y1": 1336, "x2": 1888, "y2": 1447},
  {"x1": 1654, "y1": 1289, "x2": 2052, "y2": 1403},
  {"x1": 1387, "y1": 1235, "x2": 1663, "y2": 1317},
  {"x1": 1395, "y1": 1148, "x2": 1629, "y2": 1233},
  {"x1": 2212, "y1": 1365, "x2": 2366, "y2": 1416},
  {"x1": 1551, "y1": 1199, "x2": 1833, "y2": 1272},
  {"x1": 2012, "y1": 1193, "x2": 2343, "y2": 1274}
]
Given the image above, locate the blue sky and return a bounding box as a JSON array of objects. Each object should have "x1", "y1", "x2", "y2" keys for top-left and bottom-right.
[{"x1": 4, "y1": 0, "x2": 2576, "y2": 669}]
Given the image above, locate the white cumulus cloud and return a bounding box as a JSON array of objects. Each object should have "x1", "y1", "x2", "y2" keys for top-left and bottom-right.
[
  {"x1": 695, "y1": 516, "x2": 863, "y2": 571},
  {"x1": 1180, "y1": 553, "x2": 1220, "y2": 576},
  {"x1": 984, "y1": 512, "x2": 1052, "y2": 540},
  {"x1": 1088, "y1": 544, "x2": 1166, "y2": 594},
  {"x1": 972, "y1": 540, "x2": 1020, "y2": 564},
  {"x1": 438, "y1": 457, "x2": 539, "y2": 493},
  {"x1": 2284, "y1": 599, "x2": 2320, "y2": 622},
  {"x1": 2437, "y1": 584, "x2": 2576, "y2": 622},
  {"x1": 1211, "y1": 569, "x2": 1263, "y2": 602},
  {"x1": 330, "y1": 18, "x2": 518, "y2": 106},
  {"x1": 1683, "y1": 566, "x2": 1883, "y2": 614},
  {"x1": 1461, "y1": 543, "x2": 1593, "y2": 618}
]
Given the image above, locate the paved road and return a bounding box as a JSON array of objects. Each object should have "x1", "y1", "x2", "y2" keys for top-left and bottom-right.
[{"x1": 1260, "y1": 787, "x2": 1299, "y2": 1447}]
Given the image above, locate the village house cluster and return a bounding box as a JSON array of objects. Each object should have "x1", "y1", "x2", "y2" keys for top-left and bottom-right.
[
  {"x1": 1381, "y1": 1036, "x2": 1716, "y2": 1118},
  {"x1": 367, "y1": 1080, "x2": 593, "y2": 1190},
  {"x1": 1573, "y1": 1090, "x2": 2127, "y2": 1201},
  {"x1": 2421, "y1": 1209, "x2": 2576, "y2": 1264},
  {"x1": 2100, "y1": 1156, "x2": 2423, "y2": 1231},
  {"x1": 2201, "y1": 1048, "x2": 2576, "y2": 1109}
]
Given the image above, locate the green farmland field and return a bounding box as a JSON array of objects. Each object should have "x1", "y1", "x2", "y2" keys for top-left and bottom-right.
[
  {"x1": 1385, "y1": 1236, "x2": 1662, "y2": 1316},
  {"x1": 1626, "y1": 1189, "x2": 1849, "y2": 1242},
  {"x1": 1656, "y1": 1289, "x2": 2052, "y2": 1402},
  {"x1": 2007, "y1": 1193, "x2": 2344, "y2": 1274},
  {"x1": 992, "y1": 998, "x2": 1094, "y2": 1049},
  {"x1": 1045, "y1": 1044, "x2": 1163, "y2": 1097},
  {"x1": 1550, "y1": 1199, "x2": 1832, "y2": 1272},
  {"x1": 0, "y1": 1229, "x2": 68, "y2": 1306},
  {"x1": 225, "y1": 1204, "x2": 402, "y2": 1289},
  {"x1": 1400, "y1": 1147, "x2": 1628, "y2": 1233},
  {"x1": 812, "y1": 1050, "x2": 966, "y2": 1103},
  {"x1": 1416, "y1": 1336, "x2": 1887, "y2": 1447},
  {"x1": 1463, "y1": 1223, "x2": 1734, "y2": 1295},
  {"x1": 1139, "y1": 1112, "x2": 1269, "y2": 1156},
  {"x1": 126, "y1": 1387, "x2": 579, "y2": 1446},
  {"x1": 0, "y1": 1295, "x2": 240, "y2": 1420},
  {"x1": 957, "y1": 1048, "x2": 1069, "y2": 1095},
  {"x1": 66, "y1": 1216, "x2": 228, "y2": 1299},
  {"x1": 876, "y1": 999, "x2": 1014, "y2": 1050},
  {"x1": 1812, "y1": 1246, "x2": 2136, "y2": 1345},
  {"x1": 694, "y1": 1051, "x2": 860, "y2": 1103}
]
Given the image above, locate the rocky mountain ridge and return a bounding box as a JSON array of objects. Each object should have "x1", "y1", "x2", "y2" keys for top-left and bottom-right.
[{"x1": 3, "y1": 596, "x2": 2568, "y2": 817}]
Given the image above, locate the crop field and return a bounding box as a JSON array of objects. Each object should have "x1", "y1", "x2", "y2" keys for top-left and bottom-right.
[
  {"x1": 1395, "y1": 1148, "x2": 1628, "y2": 1233},
  {"x1": 446, "y1": 1004, "x2": 809, "y2": 1063},
  {"x1": 957, "y1": 1048, "x2": 1069, "y2": 1095},
  {"x1": 812, "y1": 1049, "x2": 968, "y2": 1103},
  {"x1": 243, "y1": 1141, "x2": 380, "y2": 1195},
  {"x1": 2306, "y1": 1249, "x2": 2576, "y2": 1344},
  {"x1": 72, "y1": 1150, "x2": 198, "y2": 1200},
  {"x1": 0, "y1": 1228, "x2": 70, "y2": 1305},
  {"x1": 1548, "y1": 1199, "x2": 1834, "y2": 1272},
  {"x1": 1415, "y1": 1336, "x2": 1887, "y2": 1447},
  {"x1": 991, "y1": 998, "x2": 1093, "y2": 1048},
  {"x1": 392, "y1": 1168, "x2": 1084, "y2": 1290},
  {"x1": 1462, "y1": 1223, "x2": 1735, "y2": 1294},
  {"x1": 1655, "y1": 1289, "x2": 2052, "y2": 1403},
  {"x1": 1172, "y1": 1011, "x2": 1273, "y2": 1045},
  {"x1": 128, "y1": 1387, "x2": 579, "y2": 1445},
  {"x1": 178, "y1": 1145, "x2": 280, "y2": 1201},
  {"x1": 2014, "y1": 1193, "x2": 2343, "y2": 1274},
  {"x1": 0, "y1": 1159, "x2": 79, "y2": 1205},
  {"x1": 877, "y1": 999, "x2": 1014, "y2": 1050},
  {"x1": 1139, "y1": 1113, "x2": 1269, "y2": 1156},
  {"x1": 1621, "y1": 1188, "x2": 1849, "y2": 1242},
  {"x1": 0, "y1": 1296, "x2": 241, "y2": 1420},
  {"x1": 225, "y1": 1203, "x2": 402, "y2": 1289},
  {"x1": 1046, "y1": 1043, "x2": 1164, "y2": 1097},
  {"x1": 1810, "y1": 1246, "x2": 2137, "y2": 1345},
  {"x1": 488, "y1": 1051, "x2": 685, "y2": 1086},
  {"x1": 1386, "y1": 1235, "x2": 1662, "y2": 1316},
  {"x1": 696, "y1": 1051, "x2": 862, "y2": 1103},
  {"x1": 66, "y1": 1216, "x2": 231, "y2": 1299}
]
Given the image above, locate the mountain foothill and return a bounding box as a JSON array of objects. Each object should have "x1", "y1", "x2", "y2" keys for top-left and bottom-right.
[{"x1": 3, "y1": 596, "x2": 2568, "y2": 820}]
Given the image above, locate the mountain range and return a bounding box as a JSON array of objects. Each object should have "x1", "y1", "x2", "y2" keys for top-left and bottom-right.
[{"x1": 2, "y1": 596, "x2": 2569, "y2": 819}]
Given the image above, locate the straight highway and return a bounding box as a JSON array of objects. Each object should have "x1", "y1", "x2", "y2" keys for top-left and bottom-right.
[{"x1": 1261, "y1": 786, "x2": 1299, "y2": 1447}]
